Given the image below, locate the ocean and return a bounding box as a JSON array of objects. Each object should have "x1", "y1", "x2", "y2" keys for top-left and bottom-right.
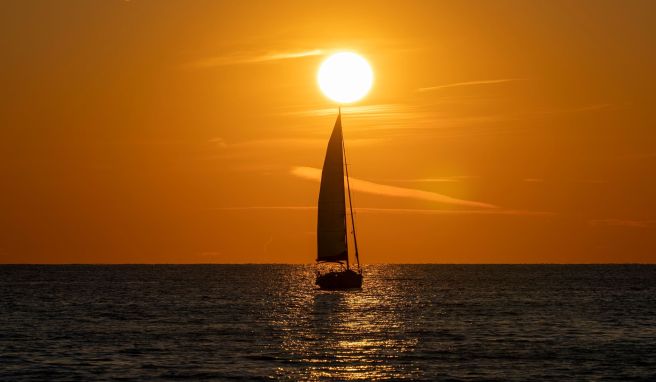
[{"x1": 1, "y1": 265, "x2": 654, "y2": 381}]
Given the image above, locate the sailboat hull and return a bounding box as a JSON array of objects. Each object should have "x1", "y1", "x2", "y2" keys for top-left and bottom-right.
[{"x1": 316, "y1": 270, "x2": 363, "y2": 290}]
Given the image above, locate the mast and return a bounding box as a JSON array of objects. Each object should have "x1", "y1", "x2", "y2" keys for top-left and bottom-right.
[
  {"x1": 340, "y1": 106, "x2": 350, "y2": 271},
  {"x1": 341, "y1": 107, "x2": 361, "y2": 272}
]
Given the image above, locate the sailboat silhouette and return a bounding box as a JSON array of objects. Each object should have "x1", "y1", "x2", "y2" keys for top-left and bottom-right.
[{"x1": 315, "y1": 109, "x2": 363, "y2": 289}]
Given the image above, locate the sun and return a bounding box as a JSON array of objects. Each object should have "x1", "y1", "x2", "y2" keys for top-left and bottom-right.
[{"x1": 317, "y1": 52, "x2": 373, "y2": 104}]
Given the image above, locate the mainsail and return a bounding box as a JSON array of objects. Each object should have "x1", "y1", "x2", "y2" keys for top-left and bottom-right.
[{"x1": 317, "y1": 113, "x2": 348, "y2": 262}]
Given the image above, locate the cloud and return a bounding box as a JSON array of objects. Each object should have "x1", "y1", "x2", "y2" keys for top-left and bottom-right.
[
  {"x1": 291, "y1": 166, "x2": 497, "y2": 209},
  {"x1": 216, "y1": 206, "x2": 315, "y2": 211},
  {"x1": 191, "y1": 49, "x2": 323, "y2": 68},
  {"x1": 209, "y1": 137, "x2": 382, "y2": 152},
  {"x1": 589, "y1": 219, "x2": 656, "y2": 228},
  {"x1": 213, "y1": 206, "x2": 551, "y2": 217},
  {"x1": 209, "y1": 137, "x2": 228, "y2": 149},
  {"x1": 282, "y1": 103, "x2": 438, "y2": 134},
  {"x1": 355, "y1": 207, "x2": 549, "y2": 216},
  {"x1": 382, "y1": 175, "x2": 478, "y2": 183},
  {"x1": 418, "y1": 78, "x2": 526, "y2": 92},
  {"x1": 282, "y1": 100, "x2": 613, "y2": 140},
  {"x1": 535, "y1": 103, "x2": 613, "y2": 116},
  {"x1": 285, "y1": 104, "x2": 411, "y2": 117}
]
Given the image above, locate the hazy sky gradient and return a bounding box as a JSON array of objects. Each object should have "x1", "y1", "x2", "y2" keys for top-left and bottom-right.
[{"x1": 1, "y1": 1, "x2": 655, "y2": 263}]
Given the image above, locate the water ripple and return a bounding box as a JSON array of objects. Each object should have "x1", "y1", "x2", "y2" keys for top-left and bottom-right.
[{"x1": 1, "y1": 264, "x2": 655, "y2": 380}]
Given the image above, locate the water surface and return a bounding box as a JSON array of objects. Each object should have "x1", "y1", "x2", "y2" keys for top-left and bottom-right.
[{"x1": 1, "y1": 265, "x2": 654, "y2": 380}]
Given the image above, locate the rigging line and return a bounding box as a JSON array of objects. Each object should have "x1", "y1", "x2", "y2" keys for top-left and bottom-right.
[
  {"x1": 339, "y1": 107, "x2": 350, "y2": 271},
  {"x1": 341, "y1": 113, "x2": 361, "y2": 272}
]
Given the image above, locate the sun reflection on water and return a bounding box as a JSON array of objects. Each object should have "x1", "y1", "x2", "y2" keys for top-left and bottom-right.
[{"x1": 271, "y1": 266, "x2": 421, "y2": 380}]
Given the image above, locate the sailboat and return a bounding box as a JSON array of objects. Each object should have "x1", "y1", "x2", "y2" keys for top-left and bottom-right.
[{"x1": 315, "y1": 109, "x2": 363, "y2": 289}]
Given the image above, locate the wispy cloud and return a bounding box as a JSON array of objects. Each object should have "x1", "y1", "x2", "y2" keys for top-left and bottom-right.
[
  {"x1": 191, "y1": 49, "x2": 323, "y2": 68},
  {"x1": 589, "y1": 219, "x2": 656, "y2": 228},
  {"x1": 285, "y1": 104, "x2": 412, "y2": 118},
  {"x1": 216, "y1": 206, "x2": 315, "y2": 212},
  {"x1": 291, "y1": 166, "x2": 497, "y2": 209},
  {"x1": 345, "y1": 103, "x2": 615, "y2": 137},
  {"x1": 535, "y1": 103, "x2": 613, "y2": 116},
  {"x1": 282, "y1": 103, "x2": 436, "y2": 133},
  {"x1": 418, "y1": 78, "x2": 526, "y2": 92},
  {"x1": 209, "y1": 137, "x2": 382, "y2": 150},
  {"x1": 209, "y1": 137, "x2": 228, "y2": 149},
  {"x1": 282, "y1": 98, "x2": 612, "y2": 140},
  {"x1": 213, "y1": 206, "x2": 551, "y2": 217},
  {"x1": 381, "y1": 175, "x2": 478, "y2": 183},
  {"x1": 354, "y1": 207, "x2": 550, "y2": 216}
]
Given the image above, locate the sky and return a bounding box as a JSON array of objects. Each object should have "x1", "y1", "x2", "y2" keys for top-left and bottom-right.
[{"x1": 1, "y1": 1, "x2": 655, "y2": 263}]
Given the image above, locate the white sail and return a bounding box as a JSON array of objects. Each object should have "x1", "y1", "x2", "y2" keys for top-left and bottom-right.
[{"x1": 317, "y1": 114, "x2": 348, "y2": 262}]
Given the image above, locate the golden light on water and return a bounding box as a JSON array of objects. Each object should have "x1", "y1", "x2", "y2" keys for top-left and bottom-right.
[
  {"x1": 271, "y1": 267, "x2": 420, "y2": 380},
  {"x1": 318, "y1": 52, "x2": 373, "y2": 104}
]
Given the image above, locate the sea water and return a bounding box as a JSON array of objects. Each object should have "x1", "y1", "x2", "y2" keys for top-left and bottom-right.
[{"x1": 1, "y1": 265, "x2": 654, "y2": 380}]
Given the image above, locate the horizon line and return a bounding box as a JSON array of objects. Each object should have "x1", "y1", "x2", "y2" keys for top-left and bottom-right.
[{"x1": 1, "y1": 263, "x2": 654, "y2": 266}]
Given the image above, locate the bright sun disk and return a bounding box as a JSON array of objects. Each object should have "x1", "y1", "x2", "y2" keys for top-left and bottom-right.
[{"x1": 318, "y1": 52, "x2": 373, "y2": 104}]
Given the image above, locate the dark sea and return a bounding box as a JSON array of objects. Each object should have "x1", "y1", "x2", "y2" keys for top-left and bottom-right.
[{"x1": 1, "y1": 265, "x2": 655, "y2": 381}]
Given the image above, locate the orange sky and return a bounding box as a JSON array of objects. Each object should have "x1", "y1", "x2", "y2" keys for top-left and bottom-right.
[{"x1": 1, "y1": 1, "x2": 655, "y2": 263}]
